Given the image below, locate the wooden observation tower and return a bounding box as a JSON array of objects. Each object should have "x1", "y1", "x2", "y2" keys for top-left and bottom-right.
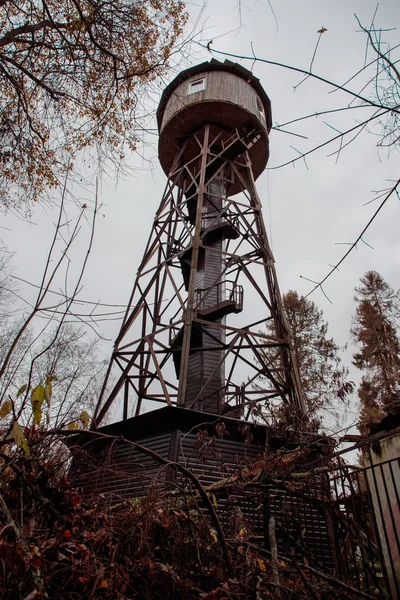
[
  {"x1": 94, "y1": 59, "x2": 305, "y2": 429},
  {"x1": 72, "y1": 72, "x2": 399, "y2": 594}
]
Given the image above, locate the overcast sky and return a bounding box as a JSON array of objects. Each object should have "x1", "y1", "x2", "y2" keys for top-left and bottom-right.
[{"x1": 2, "y1": 0, "x2": 399, "y2": 431}]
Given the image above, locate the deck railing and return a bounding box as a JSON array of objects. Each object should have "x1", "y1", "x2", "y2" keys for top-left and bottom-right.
[{"x1": 195, "y1": 280, "x2": 243, "y2": 314}]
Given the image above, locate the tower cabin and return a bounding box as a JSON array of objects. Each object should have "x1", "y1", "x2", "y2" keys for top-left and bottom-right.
[{"x1": 157, "y1": 59, "x2": 272, "y2": 190}]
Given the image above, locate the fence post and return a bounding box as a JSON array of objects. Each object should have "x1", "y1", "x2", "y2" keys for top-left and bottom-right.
[{"x1": 269, "y1": 515, "x2": 279, "y2": 586}]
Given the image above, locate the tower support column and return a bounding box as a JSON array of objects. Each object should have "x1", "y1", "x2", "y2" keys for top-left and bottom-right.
[{"x1": 177, "y1": 124, "x2": 210, "y2": 407}]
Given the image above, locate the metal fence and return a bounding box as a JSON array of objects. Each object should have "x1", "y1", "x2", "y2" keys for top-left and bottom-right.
[{"x1": 258, "y1": 441, "x2": 400, "y2": 598}]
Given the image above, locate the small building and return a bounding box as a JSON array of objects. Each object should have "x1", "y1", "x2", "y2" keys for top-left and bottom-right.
[{"x1": 365, "y1": 414, "x2": 400, "y2": 599}]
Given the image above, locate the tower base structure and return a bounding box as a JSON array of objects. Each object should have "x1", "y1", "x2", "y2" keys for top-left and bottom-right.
[
  {"x1": 94, "y1": 122, "x2": 304, "y2": 428},
  {"x1": 71, "y1": 406, "x2": 267, "y2": 498}
]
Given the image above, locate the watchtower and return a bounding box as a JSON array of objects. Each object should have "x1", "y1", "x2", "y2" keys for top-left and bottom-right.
[{"x1": 94, "y1": 59, "x2": 305, "y2": 427}]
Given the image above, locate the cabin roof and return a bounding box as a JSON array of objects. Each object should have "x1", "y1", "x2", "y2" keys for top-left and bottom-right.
[
  {"x1": 97, "y1": 406, "x2": 268, "y2": 445},
  {"x1": 67, "y1": 406, "x2": 335, "y2": 456}
]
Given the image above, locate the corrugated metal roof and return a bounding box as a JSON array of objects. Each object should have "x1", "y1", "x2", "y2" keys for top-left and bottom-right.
[
  {"x1": 98, "y1": 406, "x2": 269, "y2": 445},
  {"x1": 67, "y1": 407, "x2": 333, "y2": 454},
  {"x1": 67, "y1": 406, "x2": 282, "y2": 449}
]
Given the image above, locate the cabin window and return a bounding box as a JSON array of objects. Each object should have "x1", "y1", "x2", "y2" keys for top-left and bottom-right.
[
  {"x1": 188, "y1": 78, "x2": 206, "y2": 94},
  {"x1": 255, "y1": 96, "x2": 265, "y2": 119}
]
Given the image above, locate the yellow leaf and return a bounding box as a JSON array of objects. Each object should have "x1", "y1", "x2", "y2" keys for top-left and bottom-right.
[
  {"x1": 97, "y1": 580, "x2": 108, "y2": 589},
  {"x1": 209, "y1": 492, "x2": 217, "y2": 508},
  {"x1": 44, "y1": 382, "x2": 52, "y2": 407},
  {"x1": 17, "y1": 384, "x2": 27, "y2": 398},
  {"x1": 12, "y1": 420, "x2": 24, "y2": 444},
  {"x1": 209, "y1": 528, "x2": 218, "y2": 543},
  {"x1": 68, "y1": 422, "x2": 79, "y2": 430},
  {"x1": 257, "y1": 558, "x2": 267, "y2": 573},
  {"x1": 31, "y1": 385, "x2": 46, "y2": 425},
  {"x1": 0, "y1": 400, "x2": 13, "y2": 419},
  {"x1": 12, "y1": 421, "x2": 30, "y2": 456},
  {"x1": 32, "y1": 405, "x2": 42, "y2": 426},
  {"x1": 79, "y1": 411, "x2": 90, "y2": 428},
  {"x1": 31, "y1": 385, "x2": 45, "y2": 405}
]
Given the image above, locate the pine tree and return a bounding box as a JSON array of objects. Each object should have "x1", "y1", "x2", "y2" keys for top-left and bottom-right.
[
  {"x1": 351, "y1": 271, "x2": 400, "y2": 431},
  {"x1": 266, "y1": 291, "x2": 352, "y2": 425}
]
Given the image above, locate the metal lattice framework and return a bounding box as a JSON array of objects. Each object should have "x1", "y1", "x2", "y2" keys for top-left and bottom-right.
[{"x1": 94, "y1": 124, "x2": 305, "y2": 426}]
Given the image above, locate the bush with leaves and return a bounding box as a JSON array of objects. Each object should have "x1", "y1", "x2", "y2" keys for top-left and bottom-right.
[{"x1": 0, "y1": 421, "x2": 377, "y2": 600}]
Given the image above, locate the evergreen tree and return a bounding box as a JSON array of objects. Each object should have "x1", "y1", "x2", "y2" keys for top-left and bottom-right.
[
  {"x1": 266, "y1": 291, "x2": 352, "y2": 425},
  {"x1": 351, "y1": 271, "x2": 400, "y2": 431}
]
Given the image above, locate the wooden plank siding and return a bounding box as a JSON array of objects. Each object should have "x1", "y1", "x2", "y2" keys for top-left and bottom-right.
[
  {"x1": 177, "y1": 432, "x2": 266, "y2": 537},
  {"x1": 160, "y1": 71, "x2": 267, "y2": 137},
  {"x1": 266, "y1": 487, "x2": 333, "y2": 571},
  {"x1": 71, "y1": 433, "x2": 173, "y2": 500},
  {"x1": 71, "y1": 423, "x2": 333, "y2": 560},
  {"x1": 70, "y1": 412, "x2": 267, "y2": 504},
  {"x1": 69, "y1": 408, "x2": 335, "y2": 559},
  {"x1": 178, "y1": 432, "x2": 264, "y2": 488}
]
